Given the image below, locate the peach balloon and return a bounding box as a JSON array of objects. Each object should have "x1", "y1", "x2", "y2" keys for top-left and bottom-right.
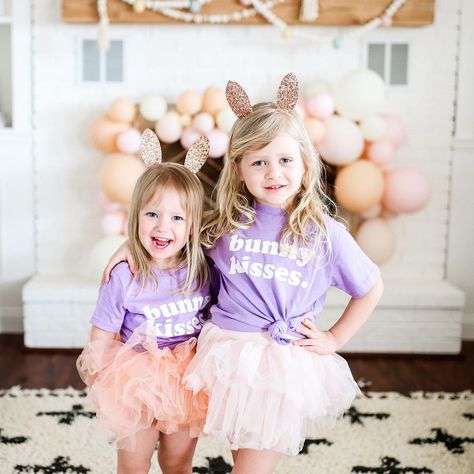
[
  {"x1": 335, "y1": 160, "x2": 384, "y2": 212},
  {"x1": 382, "y1": 113, "x2": 405, "y2": 147},
  {"x1": 100, "y1": 154, "x2": 146, "y2": 204},
  {"x1": 318, "y1": 116, "x2": 364, "y2": 165},
  {"x1": 192, "y1": 112, "x2": 215, "y2": 134},
  {"x1": 367, "y1": 140, "x2": 395, "y2": 165},
  {"x1": 304, "y1": 118, "x2": 326, "y2": 144},
  {"x1": 356, "y1": 218, "x2": 396, "y2": 265},
  {"x1": 202, "y1": 86, "x2": 227, "y2": 115},
  {"x1": 382, "y1": 168, "x2": 431, "y2": 214},
  {"x1": 176, "y1": 90, "x2": 203, "y2": 116},
  {"x1": 90, "y1": 116, "x2": 129, "y2": 153},
  {"x1": 155, "y1": 111, "x2": 182, "y2": 143},
  {"x1": 108, "y1": 98, "x2": 136, "y2": 123},
  {"x1": 116, "y1": 128, "x2": 141, "y2": 154}
]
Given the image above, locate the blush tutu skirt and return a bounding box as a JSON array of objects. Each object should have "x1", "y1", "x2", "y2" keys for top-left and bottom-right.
[
  {"x1": 183, "y1": 322, "x2": 360, "y2": 455},
  {"x1": 76, "y1": 324, "x2": 208, "y2": 451}
]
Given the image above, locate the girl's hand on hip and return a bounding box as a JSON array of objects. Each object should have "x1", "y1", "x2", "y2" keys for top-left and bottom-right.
[{"x1": 292, "y1": 319, "x2": 339, "y2": 355}]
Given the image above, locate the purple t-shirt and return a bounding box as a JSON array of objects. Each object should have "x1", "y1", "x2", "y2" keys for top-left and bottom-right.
[
  {"x1": 90, "y1": 262, "x2": 210, "y2": 349},
  {"x1": 207, "y1": 203, "x2": 380, "y2": 345}
]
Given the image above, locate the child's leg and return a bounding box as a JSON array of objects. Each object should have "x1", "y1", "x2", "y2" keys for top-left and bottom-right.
[
  {"x1": 231, "y1": 448, "x2": 281, "y2": 474},
  {"x1": 157, "y1": 429, "x2": 199, "y2": 474},
  {"x1": 117, "y1": 426, "x2": 160, "y2": 474}
]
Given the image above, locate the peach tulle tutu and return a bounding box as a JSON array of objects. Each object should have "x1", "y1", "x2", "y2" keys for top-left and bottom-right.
[
  {"x1": 76, "y1": 324, "x2": 208, "y2": 451},
  {"x1": 184, "y1": 322, "x2": 360, "y2": 455}
]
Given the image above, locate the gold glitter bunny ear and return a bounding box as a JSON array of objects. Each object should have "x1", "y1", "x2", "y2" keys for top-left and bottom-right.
[
  {"x1": 226, "y1": 80, "x2": 253, "y2": 119},
  {"x1": 184, "y1": 136, "x2": 209, "y2": 174},
  {"x1": 140, "y1": 129, "x2": 162, "y2": 167},
  {"x1": 276, "y1": 73, "x2": 299, "y2": 112}
]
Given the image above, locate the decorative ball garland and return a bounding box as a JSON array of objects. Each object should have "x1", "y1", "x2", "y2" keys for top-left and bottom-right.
[{"x1": 90, "y1": 69, "x2": 430, "y2": 270}]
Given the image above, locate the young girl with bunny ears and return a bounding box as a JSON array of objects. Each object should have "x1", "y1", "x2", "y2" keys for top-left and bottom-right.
[
  {"x1": 104, "y1": 74, "x2": 383, "y2": 473},
  {"x1": 77, "y1": 130, "x2": 210, "y2": 474}
]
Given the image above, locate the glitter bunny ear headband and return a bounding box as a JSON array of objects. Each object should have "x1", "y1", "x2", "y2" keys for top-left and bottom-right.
[
  {"x1": 140, "y1": 128, "x2": 209, "y2": 173},
  {"x1": 225, "y1": 73, "x2": 299, "y2": 119}
]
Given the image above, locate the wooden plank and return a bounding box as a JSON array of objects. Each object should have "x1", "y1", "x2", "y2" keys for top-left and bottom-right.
[{"x1": 62, "y1": 0, "x2": 435, "y2": 26}]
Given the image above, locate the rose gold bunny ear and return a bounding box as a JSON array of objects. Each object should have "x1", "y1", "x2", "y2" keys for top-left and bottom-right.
[
  {"x1": 140, "y1": 129, "x2": 162, "y2": 167},
  {"x1": 184, "y1": 136, "x2": 209, "y2": 174},
  {"x1": 276, "y1": 73, "x2": 299, "y2": 112},
  {"x1": 226, "y1": 80, "x2": 253, "y2": 119}
]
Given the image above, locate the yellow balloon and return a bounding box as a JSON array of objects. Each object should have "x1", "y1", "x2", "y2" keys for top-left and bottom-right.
[
  {"x1": 335, "y1": 160, "x2": 384, "y2": 212},
  {"x1": 100, "y1": 154, "x2": 146, "y2": 204}
]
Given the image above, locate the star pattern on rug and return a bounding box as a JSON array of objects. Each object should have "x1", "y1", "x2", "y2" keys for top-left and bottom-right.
[
  {"x1": 0, "y1": 428, "x2": 28, "y2": 445},
  {"x1": 409, "y1": 427, "x2": 474, "y2": 454},
  {"x1": 351, "y1": 456, "x2": 433, "y2": 473},
  {"x1": 14, "y1": 455, "x2": 90, "y2": 473},
  {"x1": 344, "y1": 405, "x2": 390, "y2": 425},
  {"x1": 36, "y1": 404, "x2": 95, "y2": 425},
  {"x1": 299, "y1": 438, "x2": 333, "y2": 454},
  {"x1": 192, "y1": 456, "x2": 232, "y2": 473}
]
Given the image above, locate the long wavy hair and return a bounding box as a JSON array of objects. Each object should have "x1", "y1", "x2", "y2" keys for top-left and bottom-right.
[
  {"x1": 128, "y1": 163, "x2": 208, "y2": 294},
  {"x1": 202, "y1": 102, "x2": 336, "y2": 259}
]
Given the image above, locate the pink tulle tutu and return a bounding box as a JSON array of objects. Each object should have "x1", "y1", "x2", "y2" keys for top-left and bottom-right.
[
  {"x1": 76, "y1": 327, "x2": 208, "y2": 451},
  {"x1": 184, "y1": 322, "x2": 360, "y2": 455}
]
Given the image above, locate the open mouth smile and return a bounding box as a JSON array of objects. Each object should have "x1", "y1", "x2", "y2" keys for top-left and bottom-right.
[
  {"x1": 265, "y1": 184, "x2": 287, "y2": 190},
  {"x1": 151, "y1": 237, "x2": 173, "y2": 249}
]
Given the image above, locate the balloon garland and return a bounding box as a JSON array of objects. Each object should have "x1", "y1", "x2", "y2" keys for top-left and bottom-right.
[{"x1": 90, "y1": 69, "x2": 431, "y2": 267}]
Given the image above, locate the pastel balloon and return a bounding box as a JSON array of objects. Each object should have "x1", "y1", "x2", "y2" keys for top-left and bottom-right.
[
  {"x1": 360, "y1": 116, "x2": 386, "y2": 141},
  {"x1": 176, "y1": 90, "x2": 203, "y2": 116},
  {"x1": 356, "y1": 218, "x2": 396, "y2": 265},
  {"x1": 335, "y1": 160, "x2": 384, "y2": 212},
  {"x1": 207, "y1": 128, "x2": 228, "y2": 158},
  {"x1": 90, "y1": 115, "x2": 129, "y2": 153},
  {"x1": 306, "y1": 93, "x2": 335, "y2": 119},
  {"x1": 382, "y1": 168, "x2": 431, "y2": 214},
  {"x1": 180, "y1": 114, "x2": 192, "y2": 127},
  {"x1": 335, "y1": 69, "x2": 385, "y2": 121},
  {"x1": 139, "y1": 95, "x2": 167, "y2": 121},
  {"x1": 155, "y1": 111, "x2": 182, "y2": 143},
  {"x1": 116, "y1": 128, "x2": 141, "y2": 154},
  {"x1": 367, "y1": 140, "x2": 395, "y2": 165},
  {"x1": 304, "y1": 118, "x2": 326, "y2": 144},
  {"x1": 359, "y1": 205, "x2": 382, "y2": 220},
  {"x1": 382, "y1": 113, "x2": 405, "y2": 147},
  {"x1": 101, "y1": 211, "x2": 126, "y2": 236},
  {"x1": 100, "y1": 154, "x2": 146, "y2": 204},
  {"x1": 305, "y1": 79, "x2": 332, "y2": 98},
  {"x1": 202, "y1": 86, "x2": 227, "y2": 115},
  {"x1": 180, "y1": 127, "x2": 201, "y2": 150},
  {"x1": 216, "y1": 107, "x2": 237, "y2": 133},
  {"x1": 88, "y1": 235, "x2": 128, "y2": 282},
  {"x1": 192, "y1": 112, "x2": 215, "y2": 134},
  {"x1": 318, "y1": 116, "x2": 364, "y2": 165},
  {"x1": 108, "y1": 98, "x2": 136, "y2": 123},
  {"x1": 294, "y1": 101, "x2": 306, "y2": 121},
  {"x1": 98, "y1": 191, "x2": 123, "y2": 213}
]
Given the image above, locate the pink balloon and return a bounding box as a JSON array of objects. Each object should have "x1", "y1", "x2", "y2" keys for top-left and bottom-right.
[
  {"x1": 192, "y1": 112, "x2": 215, "y2": 134},
  {"x1": 382, "y1": 168, "x2": 431, "y2": 214},
  {"x1": 356, "y1": 218, "x2": 396, "y2": 265},
  {"x1": 101, "y1": 211, "x2": 126, "y2": 236},
  {"x1": 98, "y1": 192, "x2": 123, "y2": 213},
  {"x1": 207, "y1": 128, "x2": 228, "y2": 158},
  {"x1": 116, "y1": 128, "x2": 141, "y2": 154},
  {"x1": 382, "y1": 114, "x2": 405, "y2": 147},
  {"x1": 367, "y1": 140, "x2": 395, "y2": 165},
  {"x1": 306, "y1": 93, "x2": 335, "y2": 119},
  {"x1": 304, "y1": 118, "x2": 325, "y2": 144},
  {"x1": 180, "y1": 127, "x2": 201, "y2": 150}
]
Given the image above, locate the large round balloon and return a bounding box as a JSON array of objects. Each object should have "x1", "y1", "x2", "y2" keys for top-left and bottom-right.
[
  {"x1": 356, "y1": 218, "x2": 396, "y2": 265},
  {"x1": 202, "y1": 86, "x2": 227, "y2": 115},
  {"x1": 367, "y1": 140, "x2": 395, "y2": 165},
  {"x1": 382, "y1": 113, "x2": 405, "y2": 147},
  {"x1": 101, "y1": 210, "x2": 126, "y2": 236},
  {"x1": 207, "y1": 128, "x2": 229, "y2": 158},
  {"x1": 180, "y1": 127, "x2": 201, "y2": 150},
  {"x1": 334, "y1": 69, "x2": 385, "y2": 121},
  {"x1": 176, "y1": 90, "x2": 203, "y2": 116},
  {"x1": 382, "y1": 168, "x2": 431, "y2": 214},
  {"x1": 304, "y1": 118, "x2": 325, "y2": 144},
  {"x1": 116, "y1": 128, "x2": 141, "y2": 154},
  {"x1": 306, "y1": 93, "x2": 335, "y2": 119},
  {"x1": 88, "y1": 235, "x2": 128, "y2": 281},
  {"x1": 192, "y1": 112, "x2": 215, "y2": 134},
  {"x1": 155, "y1": 111, "x2": 182, "y2": 143},
  {"x1": 318, "y1": 116, "x2": 364, "y2": 165},
  {"x1": 360, "y1": 116, "x2": 386, "y2": 141},
  {"x1": 335, "y1": 160, "x2": 384, "y2": 212},
  {"x1": 139, "y1": 95, "x2": 167, "y2": 121},
  {"x1": 216, "y1": 107, "x2": 237, "y2": 133},
  {"x1": 108, "y1": 98, "x2": 136, "y2": 123},
  {"x1": 100, "y1": 154, "x2": 146, "y2": 204},
  {"x1": 90, "y1": 116, "x2": 129, "y2": 154}
]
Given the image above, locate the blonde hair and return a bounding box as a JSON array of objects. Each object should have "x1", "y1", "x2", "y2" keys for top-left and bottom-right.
[
  {"x1": 203, "y1": 102, "x2": 335, "y2": 258},
  {"x1": 128, "y1": 163, "x2": 208, "y2": 294}
]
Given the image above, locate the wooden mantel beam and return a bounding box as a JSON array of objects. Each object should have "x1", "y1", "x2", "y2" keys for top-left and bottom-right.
[{"x1": 62, "y1": 0, "x2": 435, "y2": 26}]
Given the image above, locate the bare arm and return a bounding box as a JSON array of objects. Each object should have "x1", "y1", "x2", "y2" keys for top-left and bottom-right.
[
  {"x1": 90, "y1": 325, "x2": 118, "y2": 342},
  {"x1": 102, "y1": 239, "x2": 134, "y2": 283},
  {"x1": 294, "y1": 277, "x2": 384, "y2": 354}
]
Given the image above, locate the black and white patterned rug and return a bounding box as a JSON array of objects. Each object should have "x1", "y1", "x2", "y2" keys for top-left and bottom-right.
[{"x1": 0, "y1": 387, "x2": 473, "y2": 473}]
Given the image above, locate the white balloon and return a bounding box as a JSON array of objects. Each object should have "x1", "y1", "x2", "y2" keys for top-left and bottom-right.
[
  {"x1": 360, "y1": 116, "x2": 386, "y2": 141},
  {"x1": 216, "y1": 107, "x2": 237, "y2": 133},
  {"x1": 304, "y1": 79, "x2": 332, "y2": 99},
  {"x1": 139, "y1": 95, "x2": 168, "y2": 121},
  {"x1": 335, "y1": 69, "x2": 385, "y2": 121},
  {"x1": 87, "y1": 235, "x2": 128, "y2": 282}
]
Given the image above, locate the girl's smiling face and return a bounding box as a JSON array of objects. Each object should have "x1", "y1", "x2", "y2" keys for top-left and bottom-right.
[
  {"x1": 237, "y1": 133, "x2": 306, "y2": 209},
  {"x1": 138, "y1": 186, "x2": 189, "y2": 268}
]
